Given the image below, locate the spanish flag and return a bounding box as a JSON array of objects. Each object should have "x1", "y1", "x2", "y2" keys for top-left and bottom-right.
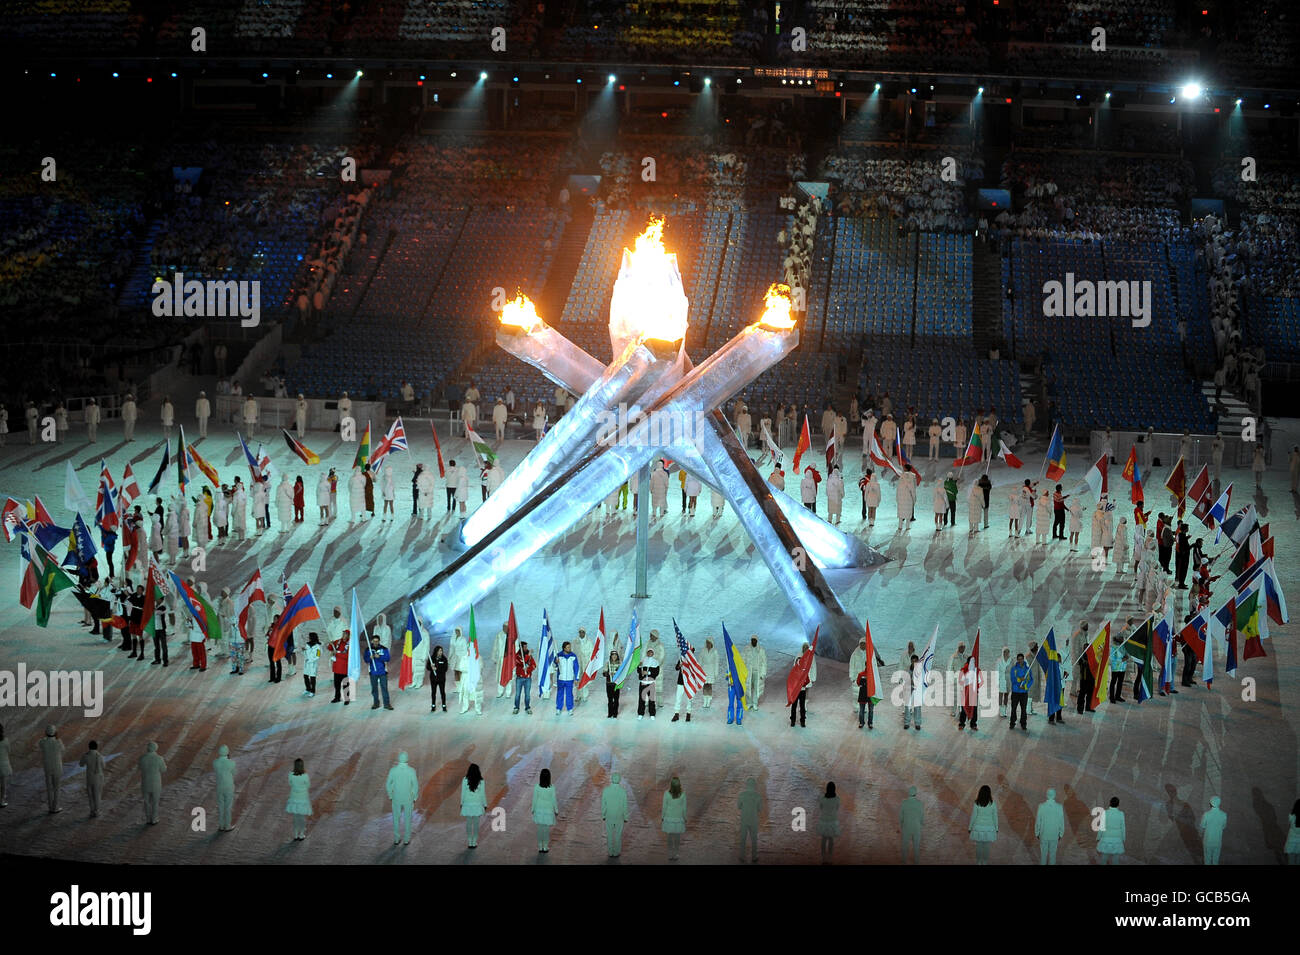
[
  {"x1": 398, "y1": 605, "x2": 424, "y2": 690},
  {"x1": 282, "y1": 428, "x2": 321, "y2": 466},
  {"x1": 1085, "y1": 622, "x2": 1111, "y2": 711},
  {"x1": 187, "y1": 442, "x2": 220, "y2": 487}
]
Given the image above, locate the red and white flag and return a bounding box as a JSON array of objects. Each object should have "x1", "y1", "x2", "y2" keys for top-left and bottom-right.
[
  {"x1": 867, "y1": 430, "x2": 902, "y2": 476},
  {"x1": 673, "y1": 619, "x2": 707, "y2": 699},
  {"x1": 430, "y1": 421, "x2": 446, "y2": 478},
  {"x1": 1083, "y1": 452, "x2": 1109, "y2": 500},
  {"x1": 824, "y1": 429, "x2": 837, "y2": 473},
  {"x1": 1187, "y1": 464, "x2": 1212, "y2": 521},
  {"x1": 119, "y1": 463, "x2": 142, "y2": 515},
  {"x1": 370, "y1": 417, "x2": 409, "y2": 474},
  {"x1": 234, "y1": 568, "x2": 266, "y2": 642},
  {"x1": 997, "y1": 440, "x2": 1023, "y2": 469},
  {"x1": 578, "y1": 608, "x2": 606, "y2": 691},
  {"x1": 960, "y1": 629, "x2": 983, "y2": 722}
]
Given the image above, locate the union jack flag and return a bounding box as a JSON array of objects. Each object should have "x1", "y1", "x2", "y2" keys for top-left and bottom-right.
[
  {"x1": 369, "y1": 417, "x2": 409, "y2": 473},
  {"x1": 672, "y1": 619, "x2": 707, "y2": 699}
]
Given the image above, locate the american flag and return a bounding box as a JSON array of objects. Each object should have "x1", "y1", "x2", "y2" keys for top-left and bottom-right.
[
  {"x1": 369, "y1": 417, "x2": 408, "y2": 473},
  {"x1": 672, "y1": 619, "x2": 707, "y2": 699}
]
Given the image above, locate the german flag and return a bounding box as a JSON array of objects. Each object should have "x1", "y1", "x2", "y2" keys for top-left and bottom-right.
[{"x1": 282, "y1": 429, "x2": 321, "y2": 466}]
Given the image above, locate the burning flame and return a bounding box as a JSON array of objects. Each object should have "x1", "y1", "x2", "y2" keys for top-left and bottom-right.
[
  {"x1": 609, "y1": 217, "x2": 689, "y2": 346},
  {"x1": 499, "y1": 292, "x2": 542, "y2": 334},
  {"x1": 759, "y1": 283, "x2": 796, "y2": 330}
]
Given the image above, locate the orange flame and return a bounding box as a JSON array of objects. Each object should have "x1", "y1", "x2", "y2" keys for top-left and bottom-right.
[
  {"x1": 759, "y1": 283, "x2": 796, "y2": 330},
  {"x1": 499, "y1": 292, "x2": 541, "y2": 333},
  {"x1": 610, "y1": 217, "x2": 688, "y2": 344}
]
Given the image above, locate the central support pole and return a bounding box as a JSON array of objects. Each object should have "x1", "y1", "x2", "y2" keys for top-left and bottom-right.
[{"x1": 632, "y1": 462, "x2": 650, "y2": 597}]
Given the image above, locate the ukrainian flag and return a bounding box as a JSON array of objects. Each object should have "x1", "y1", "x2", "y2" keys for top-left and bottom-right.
[{"x1": 722, "y1": 622, "x2": 748, "y2": 710}]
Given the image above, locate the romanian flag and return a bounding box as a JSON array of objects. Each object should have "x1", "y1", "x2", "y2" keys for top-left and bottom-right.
[
  {"x1": 177, "y1": 426, "x2": 192, "y2": 494},
  {"x1": 1085, "y1": 623, "x2": 1111, "y2": 711},
  {"x1": 1165, "y1": 456, "x2": 1187, "y2": 517},
  {"x1": 282, "y1": 429, "x2": 321, "y2": 466},
  {"x1": 578, "y1": 608, "x2": 605, "y2": 692},
  {"x1": 498, "y1": 603, "x2": 519, "y2": 690},
  {"x1": 1044, "y1": 424, "x2": 1066, "y2": 481},
  {"x1": 785, "y1": 627, "x2": 819, "y2": 706},
  {"x1": 187, "y1": 442, "x2": 220, "y2": 487},
  {"x1": 398, "y1": 606, "x2": 424, "y2": 690},
  {"x1": 271, "y1": 584, "x2": 322, "y2": 661},
  {"x1": 353, "y1": 421, "x2": 371, "y2": 471},
  {"x1": 954, "y1": 421, "x2": 984, "y2": 467},
  {"x1": 792, "y1": 416, "x2": 811, "y2": 473},
  {"x1": 33, "y1": 541, "x2": 76, "y2": 628},
  {"x1": 959, "y1": 629, "x2": 981, "y2": 721},
  {"x1": 168, "y1": 571, "x2": 223, "y2": 644},
  {"x1": 858, "y1": 620, "x2": 883, "y2": 706},
  {"x1": 1036, "y1": 628, "x2": 1065, "y2": 714},
  {"x1": 721, "y1": 621, "x2": 748, "y2": 709}
]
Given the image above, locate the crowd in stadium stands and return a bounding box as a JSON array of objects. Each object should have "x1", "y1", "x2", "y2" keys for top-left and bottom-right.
[
  {"x1": 991, "y1": 153, "x2": 1188, "y2": 242},
  {"x1": 550, "y1": 0, "x2": 764, "y2": 63},
  {"x1": 388, "y1": 136, "x2": 564, "y2": 206},
  {"x1": 800, "y1": 0, "x2": 988, "y2": 71},
  {"x1": 823, "y1": 151, "x2": 978, "y2": 233},
  {"x1": 291, "y1": 185, "x2": 376, "y2": 328}
]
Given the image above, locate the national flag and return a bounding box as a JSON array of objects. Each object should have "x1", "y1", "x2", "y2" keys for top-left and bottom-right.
[
  {"x1": 1085, "y1": 623, "x2": 1111, "y2": 710},
  {"x1": 270, "y1": 584, "x2": 322, "y2": 660},
  {"x1": 1227, "y1": 529, "x2": 1262, "y2": 577},
  {"x1": 282, "y1": 429, "x2": 321, "y2": 466},
  {"x1": 430, "y1": 421, "x2": 446, "y2": 478},
  {"x1": 370, "y1": 417, "x2": 409, "y2": 474},
  {"x1": 184, "y1": 442, "x2": 218, "y2": 487},
  {"x1": 1164, "y1": 456, "x2": 1187, "y2": 517},
  {"x1": 954, "y1": 420, "x2": 984, "y2": 467},
  {"x1": 2, "y1": 498, "x2": 23, "y2": 543},
  {"x1": 785, "y1": 629, "x2": 820, "y2": 706},
  {"x1": 119, "y1": 463, "x2": 141, "y2": 515},
  {"x1": 499, "y1": 604, "x2": 520, "y2": 690},
  {"x1": 1152, "y1": 616, "x2": 1175, "y2": 692},
  {"x1": 32, "y1": 540, "x2": 76, "y2": 627},
  {"x1": 1204, "y1": 484, "x2": 1232, "y2": 538},
  {"x1": 1044, "y1": 424, "x2": 1066, "y2": 480},
  {"x1": 398, "y1": 606, "x2": 424, "y2": 691},
  {"x1": 824, "y1": 428, "x2": 837, "y2": 473},
  {"x1": 1036, "y1": 628, "x2": 1065, "y2": 713},
  {"x1": 1178, "y1": 610, "x2": 1210, "y2": 678},
  {"x1": 1187, "y1": 465, "x2": 1212, "y2": 522},
  {"x1": 536, "y1": 609, "x2": 555, "y2": 696},
  {"x1": 29, "y1": 496, "x2": 55, "y2": 530},
  {"x1": 234, "y1": 568, "x2": 266, "y2": 642},
  {"x1": 1236, "y1": 587, "x2": 1267, "y2": 661},
  {"x1": 895, "y1": 430, "x2": 922, "y2": 483},
  {"x1": 353, "y1": 420, "x2": 371, "y2": 471},
  {"x1": 916, "y1": 624, "x2": 939, "y2": 702},
  {"x1": 1220, "y1": 504, "x2": 1257, "y2": 546},
  {"x1": 18, "y1": 532, "x2": 40, "y2": 609},
  {"x1": 1211, "y1": 599, "x2": 1238, "y2": 675},
  {"x1": 465, "y1": 423, "x2": 497, "y2": 467},
  {"x1": 996, "y1": 440, "x2": 1023, "y2": 469},
  {"x1": 759, "y1": 421, "x2": 782, "y2": 468},
  {"x1": 71, "y1": 588, "x2": 113, "y2": 625},
  {"x1": 858, "y1": 620, "x2": 883, "y2": 706},
  {"x1": 792, "y1": 416, "x2": 811, "y2": 473},
  {"x1": 721, "y1": 621, "x2": 748, "y2": 708},
  {"x1": 62, "y1": 514, "x2": 97, "y2": 574},
  {"x1": 867, "y1": 429, "x2": 901, "y2": 476},
  {"x1": 959, "y1": 629, "x2": 982, "y2": 721},
  {"x1": 1121, "y1": 447, "x2": 1145, "y2": 505},
  {"x1": 144, "y1": 440, "x2": 171, "y2": 496},
  {"x1": 578, "y1": 608, "x2": 606, "y2": 692},
  {"x1": 671, "y1": 619, "x2": 707, "y2": 699},
  {"x1": 348, "y1": 589, "x2": 366, "y2": 684},
  {"x1": 64, "y1": 460, "x2": 93, "y2": 516},
  {"x1": 169, "y1": 571, "x2": 223, "y2": 644},
  {"x1": 95, "y1": 461, "x2": 119, "y2": 532},
  {"x1": 177, "y1": 428, "x2": 192, "y2": 494},
  {"x1": 26, "y1": 495, "x2": 69, "y2": 552},
  {"x1": 238, "y1": 432, "x2": 267, "y2": 484},
  {"x1": 612, "y1": 610, "x2": 642, "y2": 690},
  {"x1": 1124, "y1": 618, "x2": 1154, "y2": 702},
  {"x1": 140, "y1": 557, "x2": 169, "y2": 641},
  {"x1": 1083, "y1": 452, "x2": 1109, "y2": 500},
  {"x1": 1260, "y1": 561, "x2": 1288, "y2": 625}
]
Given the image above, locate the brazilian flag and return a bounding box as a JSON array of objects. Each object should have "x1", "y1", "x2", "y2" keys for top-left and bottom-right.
[{"x1": 34, "y1": 544, "x2": 76, "y2": 627}]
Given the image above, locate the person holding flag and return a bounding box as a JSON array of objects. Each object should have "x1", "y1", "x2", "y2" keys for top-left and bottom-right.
[
  {"x1": 722, "y1": 623, "x2": 748, "y2": 726},
  {"x1": 397, "y1": 607, "x2": 425, "y2": 693},
  {"x1": 852, "y1": 625, "x2": 885, "y2": 730},
  {"x1": 578, "y1": 614, "x2": 606, "y2": 704},
  {"x1": 671, "y1": 620, "x2": 707, "y2": 723},
  {"x1": 959, "y1": 632, "x2": 983, "y2": 731},
  {"x1": 787, "y1": 634, "x2": 818, "y2": 728}
]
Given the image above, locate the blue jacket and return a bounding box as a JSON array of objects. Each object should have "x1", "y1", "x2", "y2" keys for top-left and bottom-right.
[
  {"x1": 1109, "y1": 646, "x2": 1127, "y2": 671},
  {"x1": 555, "y1": 650, "x2": 579, "y2": 683},
  {"x1": 363, "y1": 644, "x2": 391, "y2": 676},
  {"x1": 1009, "y1": 661, "x2": 1034, "y2": 693}
]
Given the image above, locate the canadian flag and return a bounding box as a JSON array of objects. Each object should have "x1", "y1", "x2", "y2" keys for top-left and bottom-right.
[{"x1": 578, "y1": 608, "x2": 606, "y2": 691}]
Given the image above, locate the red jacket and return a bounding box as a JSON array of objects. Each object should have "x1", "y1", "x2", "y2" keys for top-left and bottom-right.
[
  {"x1": 514, "y1": 651, "x2": 537, "y2": 680},
  {"x1": 328, "y1": 638, "x2": 349, "y2": 675}
]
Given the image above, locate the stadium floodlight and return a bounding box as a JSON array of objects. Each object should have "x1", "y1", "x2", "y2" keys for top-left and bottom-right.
[
  {"x1": 977, "y1": 86, "x2": 984, "y2": 94},
  {"x1": 262, "y1": 72, "x2": 269, "y2": 79},
  {"x1": 608, "y1": 74, "x2": 616, "y2": 83},
  {"x1": 112, "y1": 72, "x2": 119, "y2": 78},
  {"x1": 1235, "y1": 98, "x2": 1242, "y2": 106},
  {"x1": 1181, "y1": 82, "x2": 1202, "y2": 99},
  {"x1": 450, "y1": 71, "x2": 457, "y2": 77},
  {"x1": 355, "y1": 70, "x2": 363, "y2": 78},
  {"x1": 479, "y1": 71, "x2": 488, "y2": 80},
  {"x1": 703, "y1": 77, "x2": 711, "y2": 86},
  {"x1": 326, "y1": 72, "x2": 332, "y2": 78},
  {"x1": 874, "y1": 82, "x2": 881, "y2": 91},
  {"x1": 1105, "y1": 91, "x2": 1111, "y2": 99},
  {"x1": 419, "y1": 74, "x2": 425, "y2": 80},
  {"x1": 171, "y1": 72, "x2": 177, "y2": 78}
]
